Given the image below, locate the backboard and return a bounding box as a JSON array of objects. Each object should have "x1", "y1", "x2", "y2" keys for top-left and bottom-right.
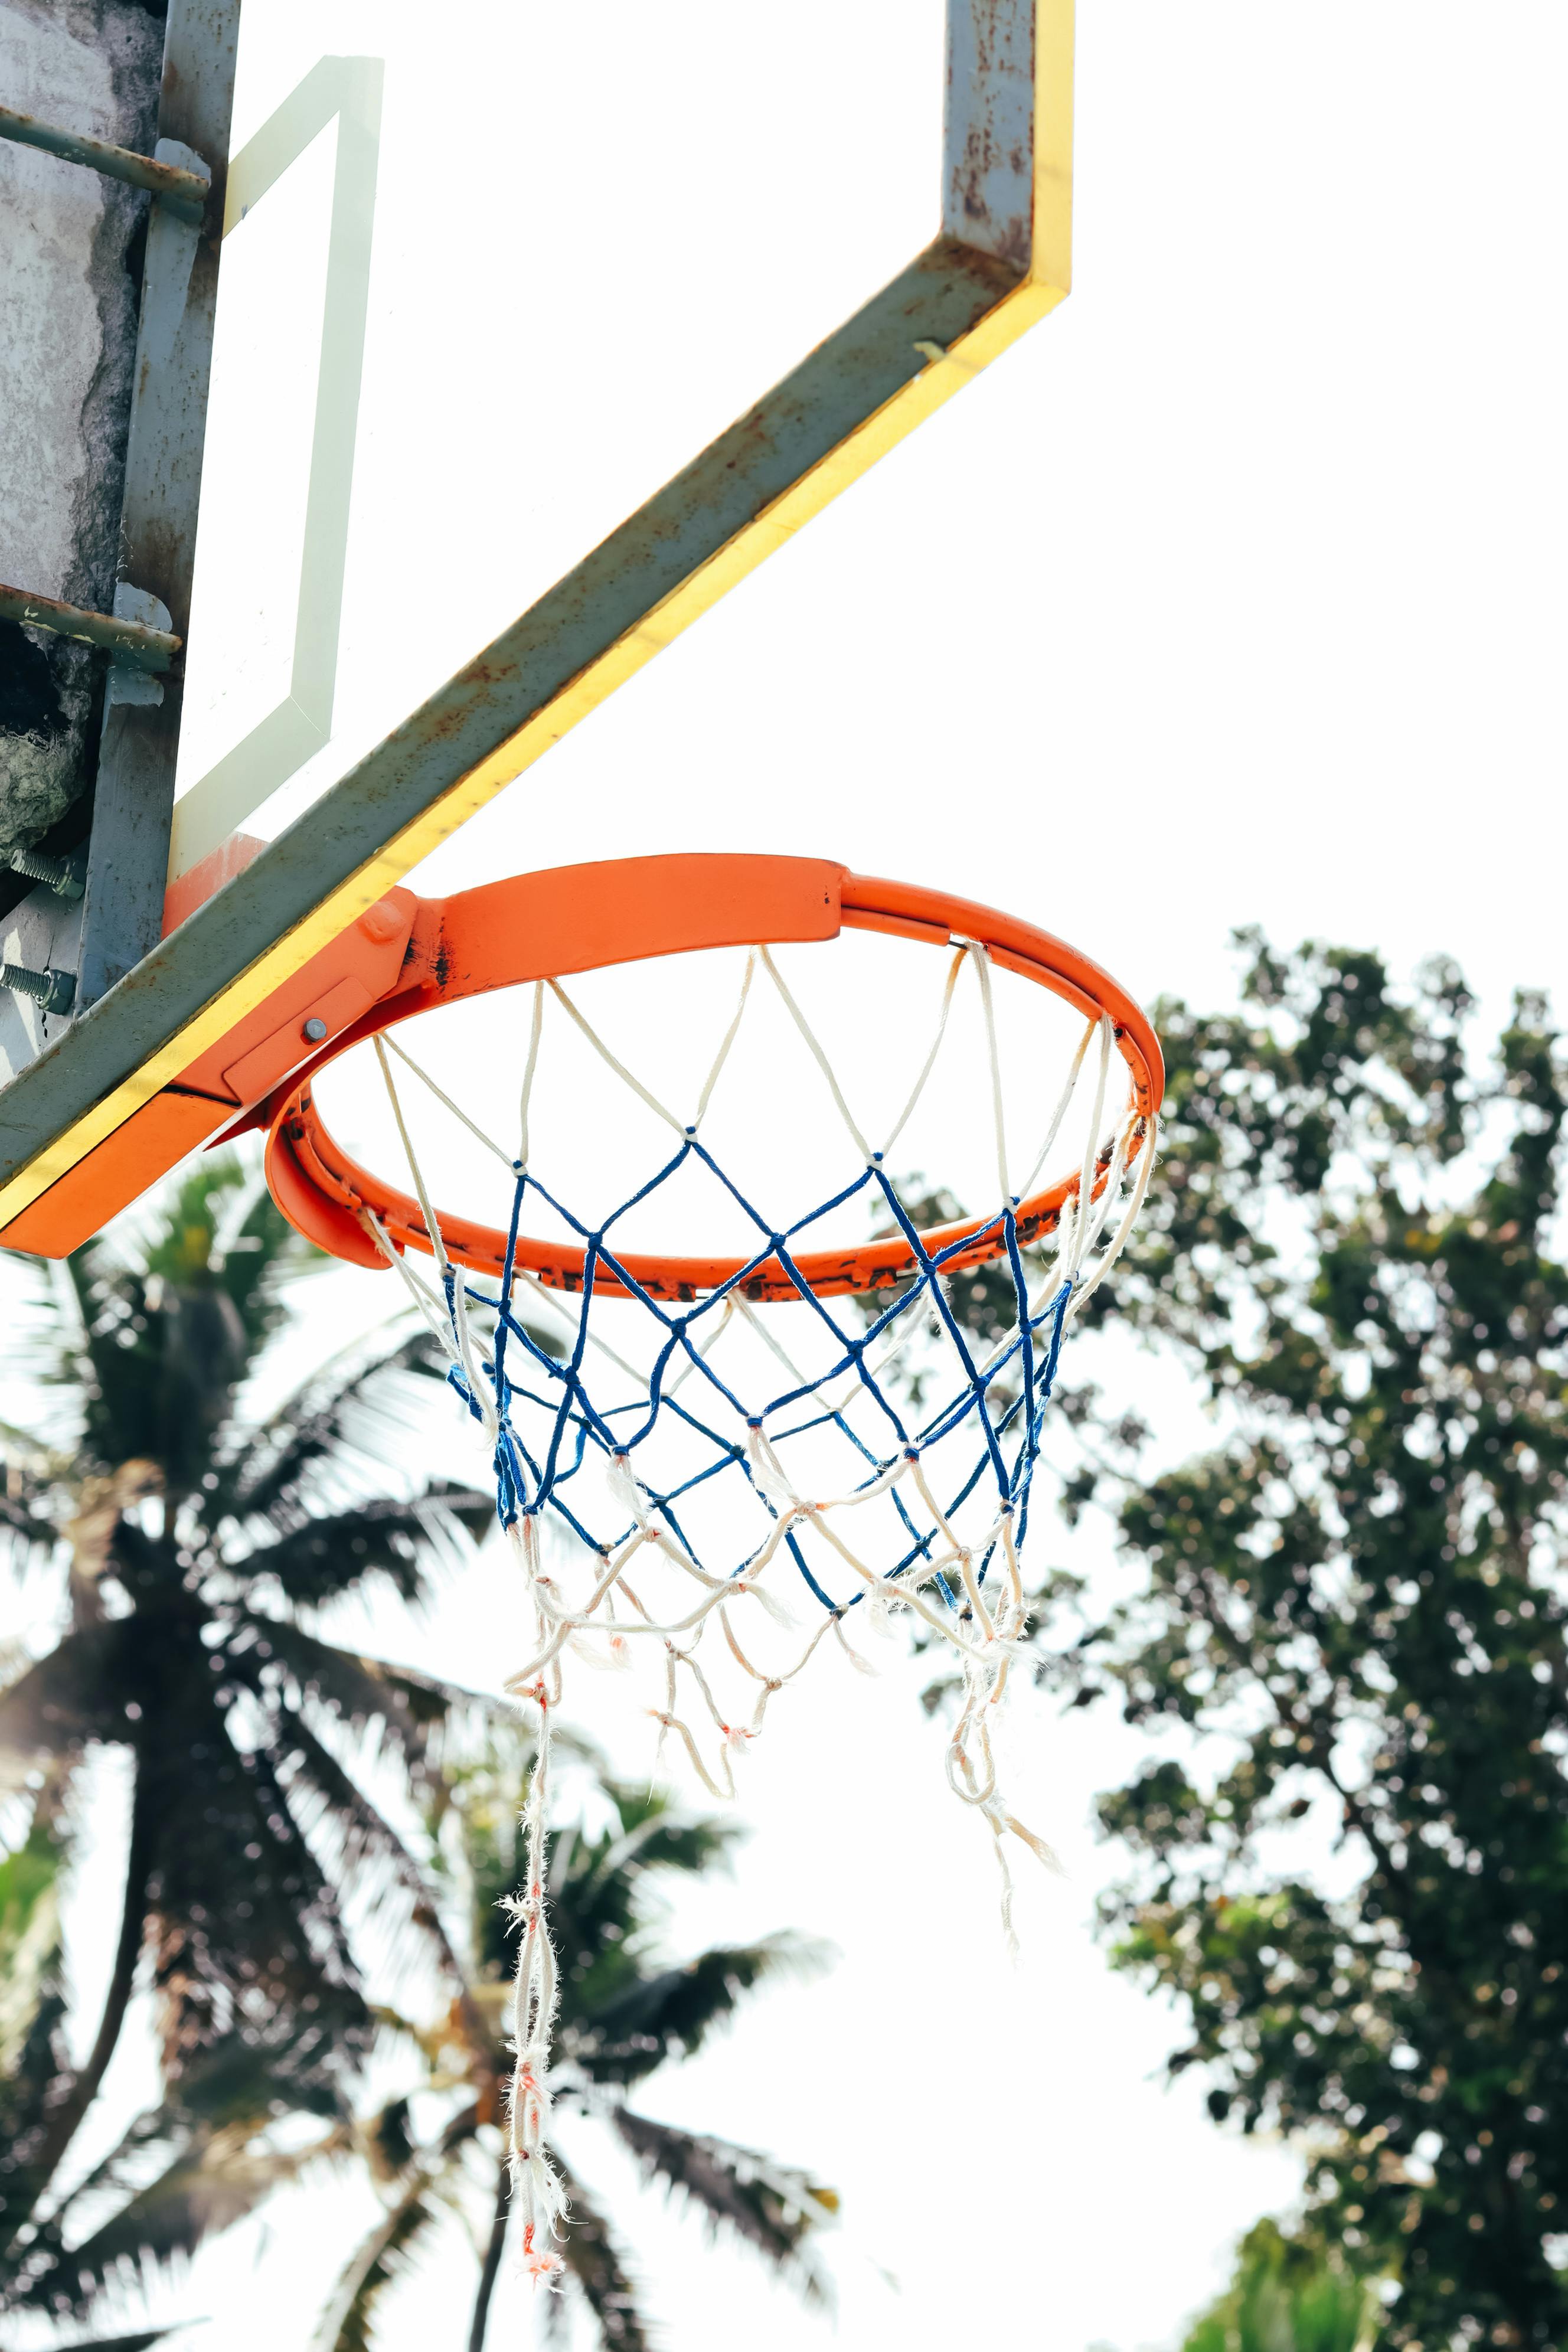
[{"x1": 0, "y1": 0, "x2": 1074, "y2": 1257}]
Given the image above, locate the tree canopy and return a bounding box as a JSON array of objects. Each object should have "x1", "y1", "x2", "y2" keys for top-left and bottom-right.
[
  {"x1": 1036, "y1": 936, "x2": 1567, "y2": 2352},
  {"x1": 0, "y1": 1163, "x2": 488, "y2": 2324}
]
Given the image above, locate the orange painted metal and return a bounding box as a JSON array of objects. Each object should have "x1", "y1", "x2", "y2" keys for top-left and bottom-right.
[
  {"x1": 0, "y1": 850, "x2": 1162, "y2": 1285},
  {"x1": 160, "y1": 832, "x2": 266, "y2": 937},
  {"x1": 0, "y1": 1089, "x2": 240, "y2": 1255},
  {"x1": 0, "y1": 890, "x2": 416, "y2": 1258},
  {"x1": 254, "y1": 853, "x2": 1164, "y2": 1302}
]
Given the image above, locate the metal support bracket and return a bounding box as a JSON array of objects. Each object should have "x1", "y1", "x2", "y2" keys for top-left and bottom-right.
[
  {"x1": 0, "y1": 102, "x2": 211, "y2": 222},
  {"x1": 64, "y1": 4, "x2": 240, "y2": 1011},
  {"x1": 0, "y1": 582, "x2": 181, "y2": 671},
  {"x1": 77, "y1": 588, "x2": 179, "y2": 1007}
]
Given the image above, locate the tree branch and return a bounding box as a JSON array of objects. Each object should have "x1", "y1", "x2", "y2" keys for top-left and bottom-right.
[{"x1": 467, "y1": 2151, "x2": 511, "y2": 2352}]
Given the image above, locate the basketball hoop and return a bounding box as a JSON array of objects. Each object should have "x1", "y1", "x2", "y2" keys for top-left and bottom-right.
[{"x1": 256, "y1": 852, "x2": 1163, "y2": 2268}]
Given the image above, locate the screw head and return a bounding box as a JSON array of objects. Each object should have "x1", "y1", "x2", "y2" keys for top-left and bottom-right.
[{"x1": 302, "y1": 1017, "x2": 328, "y2": 1043}]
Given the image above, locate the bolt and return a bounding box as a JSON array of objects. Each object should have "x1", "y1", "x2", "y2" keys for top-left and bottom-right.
[
  {"x1": 302, "y1": 1016, "x2": 328, "y2": 1042},
  {"x1": 6, "y1": 847, "x2": 86, "y2": 900},
  {"x1": 2, "y1": 960, "x2": 76, "y2": 1014}
]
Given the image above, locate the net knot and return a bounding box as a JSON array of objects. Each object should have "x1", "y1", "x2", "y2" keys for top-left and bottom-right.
[{"x1": 522, "y1": 2221, "x2": 563, "y2": 2285}]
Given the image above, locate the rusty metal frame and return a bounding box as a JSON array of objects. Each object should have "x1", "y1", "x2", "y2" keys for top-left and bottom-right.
[
  {"x1": 0, "y1": 0, "x2": 1074, "y2": 1233},
  {"x1": 71, "y1": 0, "x2": 242, "y2": 1008},
  {"x1": 0, "y1": 102, "x2": 211, "y2": 220}
]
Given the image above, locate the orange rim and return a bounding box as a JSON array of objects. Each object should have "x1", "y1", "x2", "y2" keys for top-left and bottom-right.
[{"x1": 262, "y1": 853, "x2": 1164, "y2": 1300}]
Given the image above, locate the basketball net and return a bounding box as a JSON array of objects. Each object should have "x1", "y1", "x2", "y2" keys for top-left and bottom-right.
[{"x1": 347, "y1": 935, "x2": 1155, "y2": 2279}]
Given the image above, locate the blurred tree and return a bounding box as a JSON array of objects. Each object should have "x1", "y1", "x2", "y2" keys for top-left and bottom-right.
[
  {"x1": 0, "y1": 1161, "x2": 489, "y2": 2331},
  {"x1": 321, "y1": 1733, "x2": 834, "y2": 2352},
  {"x1": 1180, "y1": 2219, "x2": 1383, "y2": 2352},
  {"x1": 1017, "y1": 937, "x2": 1568, "y2": 2352}
]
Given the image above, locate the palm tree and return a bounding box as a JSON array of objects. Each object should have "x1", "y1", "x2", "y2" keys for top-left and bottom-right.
[
  {"x1": 1180, "y1": 2221, "x2": 1384, "y2": 2352},
  {"x1": 319, "y1": 1730, "x2": 836, "y2": 2350},
  {"x1": 0, "y1": 1158, "x2": 490, "y2": 2333}
]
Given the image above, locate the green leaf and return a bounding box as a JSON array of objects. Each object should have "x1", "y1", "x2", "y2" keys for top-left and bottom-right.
[
  {"x1": 221, "y1": 1327, "x2": 463, "y2": 1535},
  {"x1": 32, "y1": 2329, "x2": 191, "y2": 2351},
  {"x1": 223, "y1": 1616, "x2": 466, "y2": 1770},
  {"x1": 1180, "y1": 2222, "x2": 1383, "y2": 2352},
  {"x1": 1052, "y1": 942, "x2": 1568, "y2": 2348},
  {"x1": 14, "y1": 2105, "x2": 348, "y2": 2318},
  {"x1": 550, "y1": 2157, "x2": 652, "y2": 2350},
  {"x1": 312, "y1": 2164, "x2": 450, "y2": 2352},
  {"x1": 610, "y1": 2109, "x2": 834, "y2": 2302},
  {"x1": 240, "y1": 1490, "x2": 489, "y2": 1609},
  {"x1": 0, "y1": 1807, "x2": 64, "y2": 2077},
  {"x1": 569, "y1": 1938, "x2": 827, "y2": 2085},
  {"x1": 0, "y1": 1622, "x2": 143, "y2": 1753}
]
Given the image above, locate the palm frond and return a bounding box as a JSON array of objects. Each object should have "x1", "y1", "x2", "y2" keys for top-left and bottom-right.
[
  {"x1": 60, "y1": 1168, "x2": 300, "y2": 1495},
  {"x1": 238, "y1": 1488, "x2": 491, "y2": 1608},
  {"x1": 144, "y1": 1155, "x2": 316, "y2": 1340},
  {"x1": 0, "y1": 1410, "x2": 73, "y2": 1466},
  {"x1": 359, "y1": 2096, "x2": 417, "y2": 2185},
  {"x1": 612, "y1": 2109, "x2": 834, "y2": 2302},
  {"x1": 19, "y1": 2103, "x2": 186, "y2": 2289},
  {"x1": 138, "y1": 1723, "x2": 371, "y2": 2103},
  {"x1": 0, "y1": 1475, "x2": 56, "y2": 1570},
  {"x1": 311, "y1": 2162, "x2": 452, "y2": 2352},
  {"x1": 21, "y1": 2115, "x2": 347, "y2": 2317},
  {"x1": 220, "y1": 1327, "x2": 456, "y2": 1527},
  {"x1": 0, "y1": 1798, "x2": 66, "y2": 2070},
  {"x1": 34, "y1": 2330, "x2": 187, "y2": 2351},
  {"x1": 1, "y1": 1250, "x2": 93, "y2": 1404},
  {"x1": 582, "y1": 1805, "x2": 740, "y2": 1890},
  {"x1": 568, "y1": 1936, "x2": 829, "y2": 2084},
  {"x1": 0, "y1": 1791, "x2": 76, "y2": 2249},
  {"x1": 0, "y1": 1622, "x2": 140, "y2": 1754},
  {"x1": 225, "y1": 1615, "x2": 471, "y2": 1769},
  {"x1": 271, "y1": 1706, "x2": 466, "y2": 1984},
  {"x1": 0, "y1": 1935, "x2": 71, "y2": 2174},
  {"x1": 550, "y1": 2157, "x2": 651, "y2": 2350}
]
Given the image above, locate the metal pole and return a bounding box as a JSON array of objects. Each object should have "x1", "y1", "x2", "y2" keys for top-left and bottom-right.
[
  {"x1": 0, "y1": 581, "x2": 181, "y2": 672},
  {"x1": 0, "y1": 102, "x2": 210, "y2": 220},
  {"x1": 72, "y1": 0, "x2": 242, "y2": 1010}
]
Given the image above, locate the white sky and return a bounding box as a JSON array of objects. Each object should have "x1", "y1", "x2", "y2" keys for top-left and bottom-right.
[{"x1": 6, "y1": 2, "x2": 1568, "y2": 2347}]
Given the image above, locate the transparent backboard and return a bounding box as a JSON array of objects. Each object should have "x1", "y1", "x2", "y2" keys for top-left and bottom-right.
[
  {"x1": 173, "y1": 0, "x2": 946, "y2": 891},
  {"x1": 0, "y1": 0, "x2": 1075, "y2": 1247}
]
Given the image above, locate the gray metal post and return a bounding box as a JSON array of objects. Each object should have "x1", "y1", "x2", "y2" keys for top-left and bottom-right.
[{"x1": 74, "y1": 0, "x2": 241, "y2": 1007}]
